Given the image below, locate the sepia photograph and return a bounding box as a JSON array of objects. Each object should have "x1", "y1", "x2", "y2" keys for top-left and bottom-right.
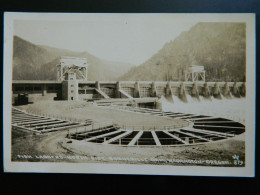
[{"x1": 3, "y1": 13, "x2": 256, "y2": 176}]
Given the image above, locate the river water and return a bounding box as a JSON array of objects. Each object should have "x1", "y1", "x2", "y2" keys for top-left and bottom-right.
[{"x1": 159, "y1": 95, "x2": 246, "y2": 124}]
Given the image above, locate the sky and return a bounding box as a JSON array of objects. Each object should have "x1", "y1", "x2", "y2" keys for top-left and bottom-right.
[{"x1": 12, "y1": 13, "x2": 252, "y2": 66}]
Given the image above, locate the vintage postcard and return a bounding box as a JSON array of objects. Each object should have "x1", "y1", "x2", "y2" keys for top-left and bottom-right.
[{"x1": 3, "y1": 13, "x2": 255, "y2": 176}]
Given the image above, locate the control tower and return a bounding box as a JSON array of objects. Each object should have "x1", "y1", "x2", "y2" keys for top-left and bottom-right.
[
  {"x1": 58, "y1": 56, "x2": 88, "y2": 101},
  {"x1": 57, "y1": 56, "x2": 88, "y2": 81},
  {"x1": 184, "y1": 65, "x2": 205, "y2": 82}
]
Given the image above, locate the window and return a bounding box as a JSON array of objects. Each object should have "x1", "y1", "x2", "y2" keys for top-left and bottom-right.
[
  {"x1": 25, "y1": 86, "x2": 33, "y2": 91},
  {"x1": 71, "y1": 84, "x2": 74, "y2": 87},
  {"x1": 71, "y1": 97, "x2": 73, "y2": 100},
  {"x1": 15, "y1": 86, "x2": 24, "y2": 91},
  {"x1": 78, "y1": 90, "x2": 85, "y2": 94},
  {"x1": 71, "y1": 90, "x2": 74, "y2": 93},
  {"x1": 34, "y1": 86, "x2": 41, "y2": 91},
  {"x1": 55, "y1": 85, "x2": 61, "y2": 90}
]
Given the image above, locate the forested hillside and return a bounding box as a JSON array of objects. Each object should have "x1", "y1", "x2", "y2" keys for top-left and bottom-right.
[
  {"x1": 119, "y1": 23, "x2": 246, "y2": 82},
  {"x1": 12, "y1": 36, "x2": 133, "y2": 81}
]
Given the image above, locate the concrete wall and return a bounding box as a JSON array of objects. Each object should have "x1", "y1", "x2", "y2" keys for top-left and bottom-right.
[
  {"x1": 12, "y1": 81, "x2": 246, "y2": 102},
  {"x1": 62, "y1": 80, "x2": 78, "y2": 100}
]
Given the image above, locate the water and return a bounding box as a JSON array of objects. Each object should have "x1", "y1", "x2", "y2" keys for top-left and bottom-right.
[
  {"x1": 160, "y1": 95, "x2": 246, "y2": 124},
  {"x1": 186, "y1": 94, "x2": 200, "y2": 103}
]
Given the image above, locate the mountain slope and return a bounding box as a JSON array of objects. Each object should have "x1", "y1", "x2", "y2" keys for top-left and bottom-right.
[
  {"x1": 12, "y1": 36, "x2": 133, "y2": 81},
  {"x1": 119, "y1": 22, "x2": 246, "y2": 82}
]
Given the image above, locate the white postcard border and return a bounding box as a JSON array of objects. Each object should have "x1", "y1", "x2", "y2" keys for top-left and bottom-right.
[{"x1": 3, "y1": 13, "x2": 256, "y2": 177}]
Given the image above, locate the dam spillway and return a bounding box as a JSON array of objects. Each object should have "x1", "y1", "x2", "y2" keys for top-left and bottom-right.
[{"x1": 12, "y1": 80, "x2": 245, "y2": 105}]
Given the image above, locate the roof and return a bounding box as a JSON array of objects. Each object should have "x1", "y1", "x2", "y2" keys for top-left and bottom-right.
[
  {"x1": 12, "y1": 80, "x2": 62, "y2": 84},
  {"x1": 187, "y1": 65, "x2": 205, "y2": 71},
  {"x1": 60, "y1": 56, "x2": 87, "y2": 67}
]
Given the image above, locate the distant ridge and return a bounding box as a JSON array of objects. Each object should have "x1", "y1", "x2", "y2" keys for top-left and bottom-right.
[
  {"x1": 12, "y1": 36, "x2": 133, "y2": 81},
  {"x1": 119, "y1": 22, "x2": 246, "y2": 82}
]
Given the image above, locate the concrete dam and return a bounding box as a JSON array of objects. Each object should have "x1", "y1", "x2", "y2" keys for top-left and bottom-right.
[
  {"x1": 12, "y1": 56, "x2": 245, "y2": 106},
  {"x1": 12, "y1": 79, "x2": 246, "y2": 106}
]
